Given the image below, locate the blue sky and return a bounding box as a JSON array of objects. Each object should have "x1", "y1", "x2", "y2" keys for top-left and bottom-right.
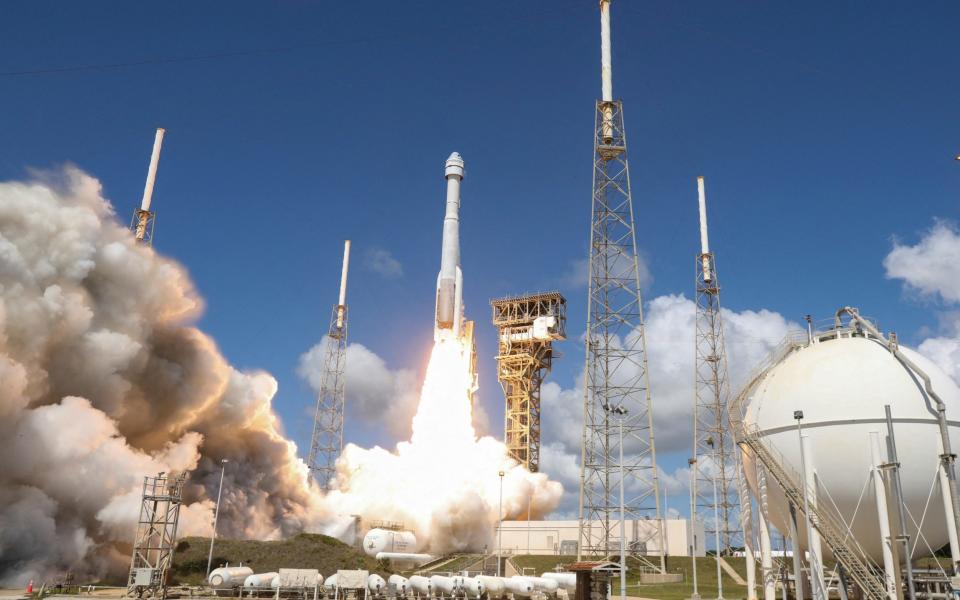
[{"x1": 2, "y1": 1, "x2": 959, "y2": 516}]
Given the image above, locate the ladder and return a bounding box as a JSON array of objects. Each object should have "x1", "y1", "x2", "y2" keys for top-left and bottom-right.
[{"x1": 737, "y1": 427, "x2": 889, "y2": 600}]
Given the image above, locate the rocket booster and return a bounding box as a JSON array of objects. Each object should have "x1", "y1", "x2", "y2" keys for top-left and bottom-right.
[{"x1": 435, "y1": 152, "x2": 465, "y2": 341}]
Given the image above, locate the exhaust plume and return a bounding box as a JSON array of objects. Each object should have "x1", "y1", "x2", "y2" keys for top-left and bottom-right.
[{"x1": 0, "y1": 168, "x2": 327, "y2": 584}]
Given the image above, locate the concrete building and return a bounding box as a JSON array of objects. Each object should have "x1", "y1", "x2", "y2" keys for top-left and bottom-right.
[{"x1": 495, "y1": 519, "x2": 705, "y2": 557}]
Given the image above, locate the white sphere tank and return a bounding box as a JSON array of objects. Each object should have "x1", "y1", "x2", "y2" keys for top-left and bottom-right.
[
  {"x1": 740, "y1": 332, "x2": 960, "y2": 562},
  {"x1": 362, "y1": 528, "x2": 418, "y2": 557},
  {"x1": 243, "y1": 573, "x2": 279, "y2": 588}
]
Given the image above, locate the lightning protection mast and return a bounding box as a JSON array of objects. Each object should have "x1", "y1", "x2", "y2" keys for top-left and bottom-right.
[
  {"x1": 690, "y1": 177, "x2": 752, "y2": 572},
  {"x1": 131, "y1": 128, "x2": 165, "y2": 245},
  {"x1": 578, "y1": 0, "x2": 666, "y2": 573},
  {"x1": 308, "y1": 240, "x2": 351, "y2": 491}
]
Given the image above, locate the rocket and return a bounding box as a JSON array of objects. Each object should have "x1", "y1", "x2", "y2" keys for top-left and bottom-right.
[{"x1": 435, "y1": 152, "x2": 465, "y2": 342}]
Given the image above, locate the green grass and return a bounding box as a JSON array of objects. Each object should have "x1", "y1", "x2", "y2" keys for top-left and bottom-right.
[
  {"x1": 510, "y1": 555, "x2": 750, "y2": 600},
  {"x1": 171, "y1": 533, "x2": 388, "y2": 585}
]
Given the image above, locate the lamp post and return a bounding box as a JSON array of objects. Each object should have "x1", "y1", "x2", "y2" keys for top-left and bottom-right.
[
  {"x1": 688, "y1": 457, "x2": 700, "y2": 600},
  {"x1": 206, "y1": 459, "x2": 228, "y2": 579},
  {"x1": 604, "y1": 402, "x2": 628, "y2": 600},
  {"x1": 498, "y1": 470, "x2": 505, "y2": 577},
  {"x1": 706, "y1": 437, "x2": 723, "y2": 600}
]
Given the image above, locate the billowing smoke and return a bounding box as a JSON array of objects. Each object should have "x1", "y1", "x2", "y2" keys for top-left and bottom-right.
[
  {"x1": 0, "y1": 168, "x2": 327, "y2": 584},
  {"x1": 314, "y1": 338, "x2": 563, "y2": 554}
]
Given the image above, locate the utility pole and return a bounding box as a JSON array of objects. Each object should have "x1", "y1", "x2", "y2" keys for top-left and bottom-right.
[{"x1": 206, "y1": 459, "x2": 228, "y2": 579}]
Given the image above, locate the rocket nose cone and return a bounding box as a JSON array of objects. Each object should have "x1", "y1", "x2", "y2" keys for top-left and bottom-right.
[{"x1": 445, "y1": 152, "x2": 465, "y2": 178}]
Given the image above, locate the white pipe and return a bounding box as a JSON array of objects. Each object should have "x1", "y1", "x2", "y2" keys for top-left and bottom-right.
[
  {"x1": 870, "y1": 431, "x2": 898, "y2": 600},
  {"x1": 800, "y1": 434, "x2": 826, "y2": 600},
  {"x1": 336, "y1": 240, "x2": 350, "y2": 328},
  {"x1": 936, "y1": 434, "x2": 960, "y2": 569},
  {"x1": 697, "y1": 176, "x2": 712, "y2": 282},
  {"x1": 757, "y1": 467, "x2": 776, "y2": 600},
  {"x1": 140, "y1": 128, "x2": 165, "y2": 212}
]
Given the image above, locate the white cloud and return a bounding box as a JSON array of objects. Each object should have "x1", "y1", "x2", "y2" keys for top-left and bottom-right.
[
  {"x1": 560, "y1": 253, "x2": 653, "y2": 290},
  {"x1": 884, "y1": 220, "x2": 960, "y2": 303},
  {"x1": 364, "y1": 247, "x2": 404, "y2": 278},
  {"x1": 298, "y1": 339, "x2": 420, "y2": 439},
  {"x1": 538, "y1": 294, "x2": 798, "y2": 517}
]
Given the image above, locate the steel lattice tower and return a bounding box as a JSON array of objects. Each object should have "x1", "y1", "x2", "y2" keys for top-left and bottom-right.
[
  {"x1": 308, "y1": 241, "x2": 351, "y2": 491},
  {"x1": 690, "y1": 176, "x2": 741, "y2": 555},
  {"x1": 127, "y1": 472, "x2": 186, "y2": 599},
  {"x1": 492, "y1": 292, "x2": 567, "y2": 473},
  {"x1": 578, "y1": 0, "x2": 665, "y2": 570}
]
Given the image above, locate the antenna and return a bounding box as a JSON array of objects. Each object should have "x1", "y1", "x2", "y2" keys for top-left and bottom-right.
[{"x1": 131, "y1": 128, "x2": 165, "y2": 245}]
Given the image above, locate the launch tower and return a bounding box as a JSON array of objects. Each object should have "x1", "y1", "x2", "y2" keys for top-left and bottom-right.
[
  {"x1": 690, "y1": 176, "x2": 745, "y2": 557},
  {"x1": 491, "y1": 292, "x2": 567, "y2": 473},
  {"x1": 127, "y1": 472, "x2": 187, "y2": 599},
  {"x1": 131, "y1": 128, "x2": 165, "y2": 245},
  {"x1": 578, "y1": 0, "x2": 665, "y2": 570},
  {"x1": 307, "y1": 240, "x2": 351, "y2": 491}
]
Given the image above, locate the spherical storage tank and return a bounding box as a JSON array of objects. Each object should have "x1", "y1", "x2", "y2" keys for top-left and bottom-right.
[
  {"x1": 362, "y1": 528, "x2": 417, "y2": 557},
  {"x1": 740, "y1": 324, "x2": 960, "y2": 562}
]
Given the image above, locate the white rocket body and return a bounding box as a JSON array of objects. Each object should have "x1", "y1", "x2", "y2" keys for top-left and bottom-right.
[{"x1": 435, "y1": 152, "x2": 465, "y2": 342}]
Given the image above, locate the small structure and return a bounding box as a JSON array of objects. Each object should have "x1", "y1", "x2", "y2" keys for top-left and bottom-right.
[
  {"x1": 333, "y1": 570, "x2": 369, "y2": 600},
  {"x1": 569, "y1": 562, "x2": 620, "y2": 600},
  {"x1": 127, "y1": 472, "x2": 187, "y2": 599}
]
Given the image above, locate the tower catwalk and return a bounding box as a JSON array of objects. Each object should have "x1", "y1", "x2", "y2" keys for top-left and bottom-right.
[
  {"x1": 307, "y1": 240, "x2": 351, "y2": 491},
  {"x1": 578, "y1": 0, "x2": 665, "y2": 571},
  {"x1": 690, "y1": 176, "x2": 740, "y2": 555}
]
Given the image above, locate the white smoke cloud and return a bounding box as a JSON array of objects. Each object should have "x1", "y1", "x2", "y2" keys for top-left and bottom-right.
[
  {"x1": 320, "y1": 340, "x2": 563, "y2": 554},
  {"x1": 884, "y1": 220, "x2": 960, "y2": 303},
  {"x1": 0, "y1": 168, "x2": 329, "y2": 584}
]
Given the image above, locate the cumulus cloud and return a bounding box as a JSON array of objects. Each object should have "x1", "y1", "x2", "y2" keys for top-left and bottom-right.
[
  {"x1": 538, "y1": 294, "x2": 798, "y2": 516},
  {"x1": 884, "y1": 220, "x2": 960, "y2": 303},
  {"x1": 364, "y1": 247, "x2": 404, "y2": 278},
  {"x1": 0, "y1": 168, "x2": 328, "y2": 584},
  {"x1": 299, "y1": 339, "x2": 421, "y2": 438}
]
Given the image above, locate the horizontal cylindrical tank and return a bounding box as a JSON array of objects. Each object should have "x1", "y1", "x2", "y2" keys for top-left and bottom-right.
[
  {"x1": 388, "y1": 575, "x2": 410, "y2": 595},
  {"x1": 363, "y1": 528, "x2": 418, "y2": 557},
  {"x1": 504, "y1": 577, "x2": 534, "y2": 597},
  {"x1": 452, "y1": 576, "x2": 484, "y2": 599},
  {"x1": 324, "y1": 574, "x2": 339, "y2": 589},
  {"x1": 540, "y1": 573, "x2": 576, "y2": 592},
  {"x1": 524, "y1": 577, "x2": 558, "y2": 594},
  {"x1": 368, "y1": 574, "x2": 386, "y2": 594},
  {"x1": 408, "y1": 575, "x2": 432, "y2": 596},
  {"x1": 374, "y1": 552, "x2": 434, "y2": 564},
  {"x1": 243, "y1": 573, "x2": 279, "y2": 588},
  {"x1": 208, "y1": 566, "x2": 253, "y2": 588},
  {"x1": 429, "y1": 575, "x2": 457, "y2": 596},
  {"x1": 740, "y1": 332, "x2": 960, "y2": 562},
  {"x1": 477, "y1": 576, "x2": 506, "y2": 599}
]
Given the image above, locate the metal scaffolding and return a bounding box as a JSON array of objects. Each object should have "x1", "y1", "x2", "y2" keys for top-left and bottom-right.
[
  {"x1": 577, "y1": 96, "x2": 665, "y2": 570},
  {"x1": 491, "y1": 292, "x2": 567, "y2": 473},
  {"x1": 691, "y1": 177, "x2": 741, "y2": 555},
  {"x1": 127, "y1": 472, "x2": 187, "y2": 599},
  {"x1": 307, "y1": 241, "x2": 350, "y2": 491}
]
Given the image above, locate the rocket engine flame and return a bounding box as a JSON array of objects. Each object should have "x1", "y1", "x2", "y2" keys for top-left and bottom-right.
[{"x1": 321, "y1": 337, "x2": 562, "y2": 554}]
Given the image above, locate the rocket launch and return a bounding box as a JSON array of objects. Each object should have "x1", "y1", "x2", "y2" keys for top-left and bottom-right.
[{"x1": 435, "y1": 151, "x2": 465, "y2": 342}]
